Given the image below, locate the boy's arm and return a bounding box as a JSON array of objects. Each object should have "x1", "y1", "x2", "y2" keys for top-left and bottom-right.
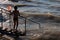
[{"x1": 18, "y1": 11, "x2": 20, "y2": 16}]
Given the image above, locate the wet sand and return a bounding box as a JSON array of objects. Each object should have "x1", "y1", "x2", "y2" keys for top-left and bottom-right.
[{"x1": 0, "y1": 27, "x2": 60, "y2": 40}]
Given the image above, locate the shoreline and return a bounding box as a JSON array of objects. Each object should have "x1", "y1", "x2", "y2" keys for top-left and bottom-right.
[{"x1": 20, "y1": 12, "x2": 60, "y2": 23}]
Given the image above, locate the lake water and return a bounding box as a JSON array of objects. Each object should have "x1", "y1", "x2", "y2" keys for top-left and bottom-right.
[
  {"x1": 0, "y1": 0, "x2": 60, "y2": 14},
  {"x1": 17, "y1": 0, "x2": 60, "y2": 15}
]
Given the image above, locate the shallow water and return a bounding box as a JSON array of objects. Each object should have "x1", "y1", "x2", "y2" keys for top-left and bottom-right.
[{"x1": 0, "y1": 0, "x2": 60, "y2": 31}]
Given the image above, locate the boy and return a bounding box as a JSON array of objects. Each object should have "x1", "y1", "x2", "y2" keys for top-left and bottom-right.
[{"x1": 11, "y1": 6, "x2": 20, "y2": 29}]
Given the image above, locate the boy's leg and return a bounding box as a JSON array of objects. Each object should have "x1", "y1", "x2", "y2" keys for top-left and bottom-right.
[
  {"x1": 14, "y1": 20, "x2": 16, "y2": 29},
  {"x1": 16, "y1": 19, "x2": 18, "y2": 30}
]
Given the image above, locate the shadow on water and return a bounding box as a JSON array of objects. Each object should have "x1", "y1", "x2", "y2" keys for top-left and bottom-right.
[
  {"x1": 14, "y1": 37, "x2": 23, "y2": 40},
  {"x1": 0, "y1": 27, "x2": 27, "y2": 40}
]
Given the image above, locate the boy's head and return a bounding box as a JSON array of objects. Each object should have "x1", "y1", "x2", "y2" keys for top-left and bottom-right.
[{"x1": 14, "y1": 6, "x2": 17, "y2": 10}]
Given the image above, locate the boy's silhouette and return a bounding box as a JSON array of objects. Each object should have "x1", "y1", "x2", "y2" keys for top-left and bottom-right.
[{"x1": 10, "y1": 6, "x2": 20, "y2": 29}]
